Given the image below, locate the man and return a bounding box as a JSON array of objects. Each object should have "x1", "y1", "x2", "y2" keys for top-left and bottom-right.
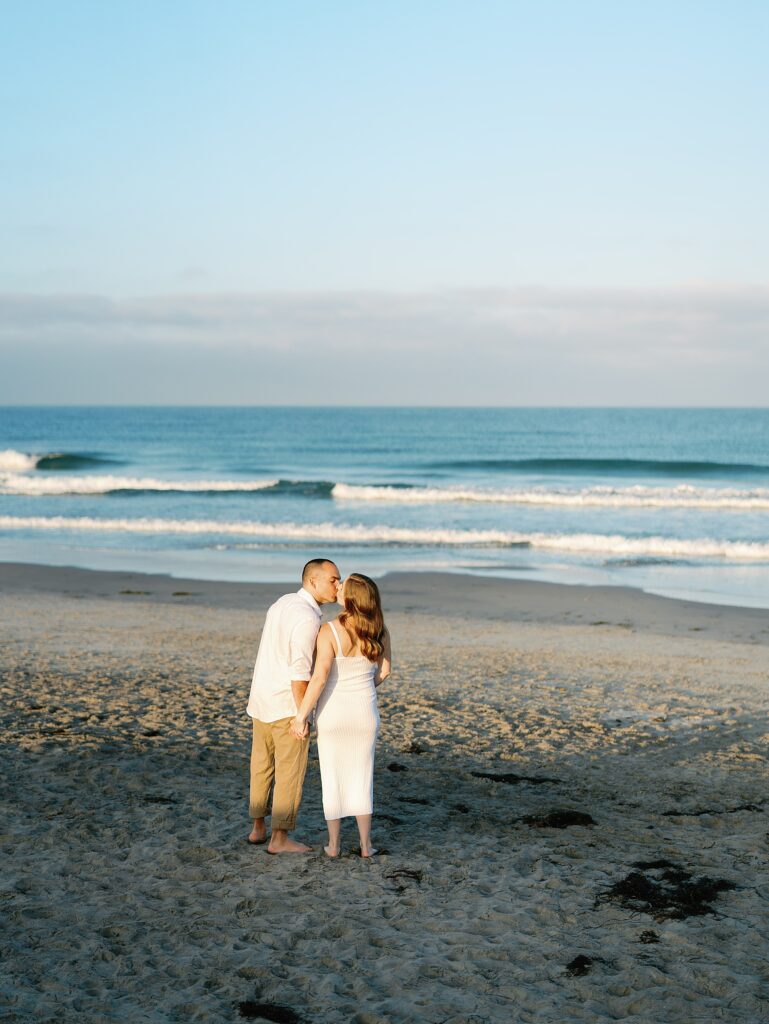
[{"x1": 246, "y1": 558, "x2": 341, "y2": 853}]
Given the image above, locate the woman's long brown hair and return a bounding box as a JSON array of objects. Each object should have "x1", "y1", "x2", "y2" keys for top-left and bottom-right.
[{"x1": 339, "y1": 573, "x2": 386, "y2": 662}]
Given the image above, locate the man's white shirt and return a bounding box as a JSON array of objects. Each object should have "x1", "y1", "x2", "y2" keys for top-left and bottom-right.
[{"x1": 247, "y1": 588, "x2": 323, "y2": 722}]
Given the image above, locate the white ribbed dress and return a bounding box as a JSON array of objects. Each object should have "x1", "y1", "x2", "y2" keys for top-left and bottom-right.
[{"x1": 316, "y1": 622, "x2": 380, "y2": 820}]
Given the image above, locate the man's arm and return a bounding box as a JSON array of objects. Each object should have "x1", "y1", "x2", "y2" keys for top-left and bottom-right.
[
  {"x1": 291, "y1": 626, "x2": 336, "y2": 735},
  {"x1": 288, "y1": 616, "x2": 320, "y2": 715},
  {"x1": 291, "y1": 679, "x2": 309, "y2": 711}
]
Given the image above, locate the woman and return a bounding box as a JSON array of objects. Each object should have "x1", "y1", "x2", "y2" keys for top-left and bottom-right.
[{"x1": 291, "y1": 573, "x2": 391, "y2": 858}]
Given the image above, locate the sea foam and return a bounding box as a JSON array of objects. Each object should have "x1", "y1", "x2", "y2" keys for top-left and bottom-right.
[
  {"x1": 0, "y1": 449, "x2": 118, "y2": 472},
  {"x1": 331, "y1": 482, "x2": 769, "y2": 510},
  {"x1": 5, "y1": 469, "x2": 769, "y2": 507},
  {"x1": 1, "y1": 514, "x2": 768, "y2": 560},
  {"x1": 0, "y1": 474, "x2": 280, "y2": 495},
  {"x1": 0, "y1": 449, "x2": 40, "y2": 472}
]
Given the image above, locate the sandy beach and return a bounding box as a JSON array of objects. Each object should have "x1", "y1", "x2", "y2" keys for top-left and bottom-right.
[{"x1": 2, "y1": 562, "x2": 768, "y2": 1024}]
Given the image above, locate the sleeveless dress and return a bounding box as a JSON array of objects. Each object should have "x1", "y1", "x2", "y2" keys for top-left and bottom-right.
[{"x1": 315, "y1": 621, "x2": 380, "y2": 820}]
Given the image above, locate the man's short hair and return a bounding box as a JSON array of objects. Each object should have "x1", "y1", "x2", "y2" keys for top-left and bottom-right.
[{"x1": 302, "y1": 558, "x2": 334, "y2": 585}]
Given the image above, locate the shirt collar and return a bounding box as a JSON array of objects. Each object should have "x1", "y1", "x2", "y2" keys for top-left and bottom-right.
[{"x1": 297, "y1": 587, "x2": 322, "y2": 617}]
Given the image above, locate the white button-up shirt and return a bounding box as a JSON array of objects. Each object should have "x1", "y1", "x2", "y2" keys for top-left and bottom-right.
[{"x1": 246, "y1": 588, "x2": 323, "y2": 722}]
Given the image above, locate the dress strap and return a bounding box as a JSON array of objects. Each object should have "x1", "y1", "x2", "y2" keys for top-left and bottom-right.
[{"x1": 328, "y1": 621, "x2": 343, "y2": 658}]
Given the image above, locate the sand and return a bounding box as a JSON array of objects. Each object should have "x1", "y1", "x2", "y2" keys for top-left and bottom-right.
[{"x1": 1, "y1": 562, "x2": 768, "y2": 1023}]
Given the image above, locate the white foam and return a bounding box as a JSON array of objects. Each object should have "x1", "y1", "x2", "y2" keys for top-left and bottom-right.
[
  {"x1": 0, "y1": 449, "x2": 39, "y2": 472},
  {"x1": 1, "y1": 515, "x2": 768, "y2": 560},
  {"x1": 3, "y1": 467, "x2": 767, "y2": 506},
  {"x1": 332, "y1": 482, "x2": 769, "y2": 510},
  {"x1": 0, "y1": 474, "x2": 280, "y2": 495}
]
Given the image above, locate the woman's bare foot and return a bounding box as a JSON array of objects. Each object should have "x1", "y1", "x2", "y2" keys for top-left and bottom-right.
[
  {"x1": 360, "y1": 847, "x2": 378, "y2": 858},
  {"x1": 324, "y1": 844, "x2": 340, "y2": 858}
]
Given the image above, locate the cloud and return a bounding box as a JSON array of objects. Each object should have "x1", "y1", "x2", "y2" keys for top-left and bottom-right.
[{"x1": 1, "y1": 287, "x2": 767, "y2": 403}]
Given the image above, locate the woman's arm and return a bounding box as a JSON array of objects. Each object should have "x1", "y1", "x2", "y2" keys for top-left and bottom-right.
[
  {"x1": 374, "y1": 628, "x2": 392, "y2": 687},
  {"x1": 290, "y1": 625, "x2": 336, "y2": 737}
]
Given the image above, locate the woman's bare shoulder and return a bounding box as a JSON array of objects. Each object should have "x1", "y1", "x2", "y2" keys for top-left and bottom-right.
[{"x1": 316, "y1": 622, "x2": 335, "y2": 642}]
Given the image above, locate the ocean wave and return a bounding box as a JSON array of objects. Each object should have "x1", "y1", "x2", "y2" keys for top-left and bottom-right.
[
  {"x1": 0, "y1": 449, "x2": 41, "y2": 472},
  {"x1": 427, "y1": 457, "x2": 769, "y2": 477},
  {"x1": 1, "y1": 514, "x2": 768, "y2": 560},
  {"x1": 5, "y1": 469, "x2": 769, "y2": 508},
  {"x1": 0, "y1": 473, "x2": 281, "y2": 495},
  {"x1": 0, "y1": 449, "x2": 119, "y2": 472},
  {"x1": 37, "y1": 453, "x2": 121, "y2": 471},
  {"x1": 0, "y1": 473, "x2": 336, "y2": 496},
  {"x1": 331, "y1": 482, "x2": 769, "y2": 509}
]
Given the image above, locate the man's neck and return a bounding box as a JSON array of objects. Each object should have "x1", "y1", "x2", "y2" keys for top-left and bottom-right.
[{"x1": 299, "y1": 586, "x2": 322, "y2": 611}]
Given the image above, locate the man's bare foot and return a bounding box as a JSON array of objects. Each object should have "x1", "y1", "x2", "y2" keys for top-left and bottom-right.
[
  {"x1": 248, "y1": 822, "x2": 267, "y2": 844},
  {"x1": 324, "y1": 844, "x2": 340, "y2": 858},
  {"x1": 267, "y1": 835, "x2": 312, "y2": 854}
]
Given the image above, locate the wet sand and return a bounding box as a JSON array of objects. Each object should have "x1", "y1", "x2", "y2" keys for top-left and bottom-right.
[{"x1": 1, "y1": 562, "x2": 768, "y2": 1023}]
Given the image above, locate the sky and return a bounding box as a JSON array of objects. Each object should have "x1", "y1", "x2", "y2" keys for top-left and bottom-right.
[{"x1": 2, "y1": 0, "x2": 768, "y2": 404}]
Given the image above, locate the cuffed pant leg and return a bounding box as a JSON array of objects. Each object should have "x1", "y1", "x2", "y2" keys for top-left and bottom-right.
[
  {"x1": 270, "y1": 717, "x2": 310, "y2": 832},
  {"x1": 249, "y1": 718, "x2": 275, "y2": 820}
]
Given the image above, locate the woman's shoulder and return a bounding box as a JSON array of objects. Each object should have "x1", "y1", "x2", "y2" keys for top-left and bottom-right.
[
  {"x1": 319, "y1": 619, "x2": 345, "y2": 642},
  {"x1": 317, "y1": 621, "x2": 337, "y2": 642}
]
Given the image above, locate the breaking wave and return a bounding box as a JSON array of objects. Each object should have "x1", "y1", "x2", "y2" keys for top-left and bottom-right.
[
  {"x1": 5, "y1": 470, "x2": 769, "y2": 509},
  {"x1": 1, "y1": 514, "x2": 768, "y2": 560},
  {"x1": 0, "y1": 474, "x2": 281, "y2": 495},
  {"x1": 0, "y1": 449, "x2": 43, "y2": 472},
  {"x1": 331, "y1": 482, "x2": 769, "y2": 510},
  {"x1": 0, "y1": 449, "x2": 120, "y2": 472},
  {"x1": 0, "y1": 472, "x2": 339, "y2": 496}
]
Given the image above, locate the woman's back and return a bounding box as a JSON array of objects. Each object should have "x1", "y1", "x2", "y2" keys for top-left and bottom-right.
[
  {"x1": 318, "y1": 621, "x2": 377, "y2": 705},
  {"x1": 315, "y1": 619, "x2": 380, "y2": 820}
]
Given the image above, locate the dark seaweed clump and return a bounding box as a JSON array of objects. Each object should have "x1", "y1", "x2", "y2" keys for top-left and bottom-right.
[
  {"x1": 523, "y1": 810, "x2": 595, "y2": 828},
  {"x1": 238, "y1": 1002, "x2": 303, "y2": 1023},
  {"x1": 604, "y1": 861, "x2": 736, "y2": 920},
  {"x1": 565, "y1": 955, "x2": 594, "y2": 977},
  {"x1": 472, "y1": 770, "x2": 560, "y2": 785}
]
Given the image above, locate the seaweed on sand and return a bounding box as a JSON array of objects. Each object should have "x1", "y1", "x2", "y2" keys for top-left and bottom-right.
[
  {"x1": 565, "y1": 955, "x2": 594, "y2": 976},
  {"x1": 237, "y1": 1002, "x2": 303, "y2": 1023},
  {"x1": 523, "y1": 809, "x2": 595, "y2": 828},
  {"x1": 472, "y1": 771, "x2": 560, "y2": 785},
  {"x1": 603, "y1": 861, "x2": 736, "y2": 920}
]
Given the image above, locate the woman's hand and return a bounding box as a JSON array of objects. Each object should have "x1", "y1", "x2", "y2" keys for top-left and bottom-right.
[{"x1": 290, "y1": 716, "x2": 308, "y2": 740}]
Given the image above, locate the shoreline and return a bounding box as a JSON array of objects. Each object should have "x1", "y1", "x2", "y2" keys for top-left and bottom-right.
[{"x1": 2, "y1": 559, "x2": 768, "y2": 647}]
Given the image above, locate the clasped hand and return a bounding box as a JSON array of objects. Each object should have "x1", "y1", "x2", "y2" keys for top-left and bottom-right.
[{"x1": 290, "y1": 716, "x2": 309, "y2": 740}]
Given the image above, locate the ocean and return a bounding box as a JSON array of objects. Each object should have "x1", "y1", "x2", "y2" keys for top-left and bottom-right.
[{"x1": 1, "y1": 406, "x2": 768, "y2": 608}]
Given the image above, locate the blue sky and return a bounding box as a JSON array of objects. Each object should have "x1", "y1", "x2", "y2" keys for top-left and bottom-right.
[{"x1": 2, "y1": 1, "x2": 768, "y2": 402}]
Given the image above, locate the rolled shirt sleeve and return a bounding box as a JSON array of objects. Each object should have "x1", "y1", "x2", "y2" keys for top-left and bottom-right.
[{"x1": 288, "y1": 617, "x2": 320, "y2": 681}]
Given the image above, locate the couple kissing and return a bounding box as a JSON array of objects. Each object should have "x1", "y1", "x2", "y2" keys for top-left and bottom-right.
[{"x1": 246, "y1": 559, "x2": 392, "y2": 857}]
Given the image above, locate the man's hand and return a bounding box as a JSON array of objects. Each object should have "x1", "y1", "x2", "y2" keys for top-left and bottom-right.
[{"x1": 290, "y1": 716, "x2": 309, "y2": 740}]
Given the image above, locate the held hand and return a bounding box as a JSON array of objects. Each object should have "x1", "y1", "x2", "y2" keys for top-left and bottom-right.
[{"x1": 290, "y1": 716, "x2": 307, "y2": 739}]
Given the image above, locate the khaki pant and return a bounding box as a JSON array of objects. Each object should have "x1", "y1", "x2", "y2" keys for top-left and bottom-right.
[{"x1": 249, "y1": 717, "x2": 310, "y2": 831}]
